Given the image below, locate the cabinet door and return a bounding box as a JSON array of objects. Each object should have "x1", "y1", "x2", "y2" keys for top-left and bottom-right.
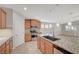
[
  {"x1": 37, "y1": 21, "x2": 41, "y2": 28},
  {"x1": 31, "y1": 20, "x2": 40, "y2": 28},
  {"x1": 31, "y1": 20, "x2": 37, "y2": 26},
  {"x1": 25, "y1": 20, "x2": 31, "y2": 29},
  {"x1": 45, "y1": 40, "x2": 54, "y2": 54},
  {"x1": 5, "y1": 40, "x2": 10, "y2": 54},
  {"x1": 0, "y1": 43, "x2": 5, "y2": 54},
  {"x1": 37, "y1": 37, "x2": 41, "y2": 49},
  {"x1": 2, "y1": 10, "x2": 6, "y2": 28},
  {"x1": 0, "y1": 9, "x2": 2, "y2": 28},
  {"x1": 25, "y1": 33, "x2": 32, "y2": 42},
  {"x1": 9, "y1": 39, "x2": 13, "y2": 53},
  {"x1": 5, "y1": 45, "x2": 10, "y2": 54},
  {"x1": 0, "y1": 9, "x2": 6, "y2": 28},
  {"x1": 40, "y1": 39, "x2": 45, "y2": 53}
]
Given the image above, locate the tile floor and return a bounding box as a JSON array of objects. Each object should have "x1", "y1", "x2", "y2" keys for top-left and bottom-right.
[{"x1": 11, "y1": 40, "x2": 42, "y2": 54}]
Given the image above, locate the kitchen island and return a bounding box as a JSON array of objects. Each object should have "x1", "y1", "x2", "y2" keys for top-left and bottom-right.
[{"x1": 37, "y1": 35, "x2": 79, "y2": 54}]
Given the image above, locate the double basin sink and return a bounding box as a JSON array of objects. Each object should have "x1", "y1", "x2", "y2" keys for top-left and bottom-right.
[{"x1": 43, "y1": 36, "x2": 60, "y2": 41}]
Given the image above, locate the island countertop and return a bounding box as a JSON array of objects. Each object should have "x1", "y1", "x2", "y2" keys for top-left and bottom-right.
[{"x1": 40, "y1": 35, "x2": 79, "y2": 54}]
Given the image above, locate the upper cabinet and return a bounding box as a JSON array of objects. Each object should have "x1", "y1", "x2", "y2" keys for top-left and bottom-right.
[
  {"x1": 0, "y1": 8, "x2": 6, "y2": 28},
  {"x1": 25, "y1": 19, "x2": 41, "y2": 42},
  {"x1": 31, "y1": 19, "x2": 41, "y2": 28},
  {"x1": 25, "y1": 20, "x2": 31, "y2": 29},
  {"x1": 25, "y1": 19, "x2": 41, "y2": 29}
]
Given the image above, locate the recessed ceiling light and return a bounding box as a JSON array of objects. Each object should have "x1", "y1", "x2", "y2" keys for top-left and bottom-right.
[
  {"x1": 24, "y1": 7, "x2": 27, "y2": 11},
  {"x1": 56, "y1": 24, "x2": 60, "y2": 27},
  {"x1": 68, "y1": 22, "x2": 72, "y2": 26}
]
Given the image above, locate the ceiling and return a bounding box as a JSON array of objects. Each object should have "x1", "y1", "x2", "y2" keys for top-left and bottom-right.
[{"x1": 0, "y1": 4, "x2": 79, "y2": 24}]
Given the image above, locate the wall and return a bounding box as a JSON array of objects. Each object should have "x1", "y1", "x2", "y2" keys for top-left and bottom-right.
[
  {"x1": 40, "y1": 22, "x2": 61, "y2": 37},
  {"x1": 3, "y1": 8, "x2": 25, "y2": 49},
  {"x1": 13, "y1": 11, "x2": 25, "y2": 49},
  {"x1": 40, "y1": 22, "x2": 53, "y2": 36},
  {"x1": 61, "y1": 21, "x2": 79, "y2": 37},
  {"x1": 6, "y1": 8, "x2": 13, "y2": 28},
  {"x1": 54, "y1": 24, "x2": 62, "y2": 37}
]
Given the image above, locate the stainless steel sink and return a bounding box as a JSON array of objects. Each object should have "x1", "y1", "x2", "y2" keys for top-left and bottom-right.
[{"x1": 43, "y1": 36, "x2": 60, "y2": 41}]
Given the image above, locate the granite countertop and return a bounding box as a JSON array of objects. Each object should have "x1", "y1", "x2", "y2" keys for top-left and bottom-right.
[
  {"x1": 0, "y1": 29, "x2": 12, "y2": 46},
  {"x1": 0, "y1": 35, "x2": 12, "y2": 46},
  {"x1": 40, "y1": 35, "x2": 79, "y2": 54}
]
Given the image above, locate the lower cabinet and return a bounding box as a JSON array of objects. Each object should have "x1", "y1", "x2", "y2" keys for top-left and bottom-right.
[
  {"x1": 0, "y1": 37, "x2": 13, "y2": 54},
  {"x1": 25, "y1": 33, "x2": 32, "y2": 42},
  {"x1": 9, "y1": 39, "x2": 13, "y2": 53},
  {"x1": 37, "y1": 37, "x2": 41, "y2": 49},
  {"x1": 5, "y1": 45, "x2": 10, "y2": 54},
  {"x1": 40, "y1": 39, "x2": 45, "y2": 53},
  {"x1": 37, "y1": 37, "x2": 54, "y2": 54},
  {"x1": 0, "y1": 43, "x2": 5, "y2": 54},
  {"x1": 45, "y1": 40, "x2": 54, "y2": 54}
]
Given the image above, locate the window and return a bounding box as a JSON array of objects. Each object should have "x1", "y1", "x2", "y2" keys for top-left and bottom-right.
[
  {"x1": 45, "y1": 24, "x2": 49, "y2": 28},
  {"x1": 49, "y1": 24, "x2": 52, "y2": 28},
  {"x1": 41, "y1": 23, "x2": 53, "y2": 29},
  {"x1": 41, "y1": 24, "x2": 44, "y2": 28}
]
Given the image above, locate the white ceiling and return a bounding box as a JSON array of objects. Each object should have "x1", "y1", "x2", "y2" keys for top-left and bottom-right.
[{"x1": 0, "y1": 4, "x2": 79, "y2": 24}]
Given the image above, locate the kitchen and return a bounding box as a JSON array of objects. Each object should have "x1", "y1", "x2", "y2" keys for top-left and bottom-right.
[{"x1": 0, "y1": 4, "x2": 79, "y2": 54}]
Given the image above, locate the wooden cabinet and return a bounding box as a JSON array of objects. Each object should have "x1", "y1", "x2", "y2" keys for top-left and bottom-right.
[
  {"x1": 25, "y1": 20, "x2": 31, "y2": 29},
  {"x1": 5, "y1": 38, "x2": 13, "y2": 54},
  {"x1": 0, "y1": 43, "x2": 6, "y2": 54},
  {"x1": 5, "y1": 44, "x2": 10, "y2": 54},
  {"x1": 37, "y1": 37, "x2": 41, "y2": 49},
  {"x1": 25, "y1": 19, "x2": 41, "y2": 29},
  {"x1": 0, "y1": 37, "x2": 13, "y2": 54},
  {"x1": 25, "y1": 19, "x2": 31, "y2": 42},
  {"x1": 31, "y1": 19, "x2": 41, "y2": 28},
  {"x1": 9, "y1": 39, "x2": 13, "y2": 53},
  {"x1": 45, "y1": 40, "x2": 54, "y2": 54},
  {"x1": 25, "y1": 33, "x2": 32, "y2": 42},
  {"x1": 5, "y1": 40, "x2": 10, "y2": 54},
  {"x1": 0, "y1": 8, "x2": 6, "y2": 28},
  {"x1": 25, "y1": 19, "x2": 41, "y2": 42},
  {"x1": 40, "y1": 39, "x2": 45, "y2": 53},
  {"x1": 37, "y1": 37, "x2": 54, "y2": 54}
]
